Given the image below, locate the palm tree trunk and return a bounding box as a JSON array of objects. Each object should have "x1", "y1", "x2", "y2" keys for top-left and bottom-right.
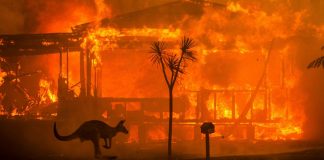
[{"x1": 168, "y1": 88, "x2": 173, "y2": 160}]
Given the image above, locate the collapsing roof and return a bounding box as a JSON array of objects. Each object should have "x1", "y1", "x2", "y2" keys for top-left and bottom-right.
[
  {"x1": 0, "y1": 0, "x2": 224, "y2": 57},
  {"x1": 73, "y1": 0, "x2": 224, "y2": 32}
]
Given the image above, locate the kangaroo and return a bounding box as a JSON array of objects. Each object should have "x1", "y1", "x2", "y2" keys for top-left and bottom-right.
[{"x1": 54, "y1": 120, "x2": 128, "y2": 158}]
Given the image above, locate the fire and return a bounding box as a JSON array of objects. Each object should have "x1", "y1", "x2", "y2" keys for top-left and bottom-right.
[
  {"x1": 4, "y1": 0, "x2": 322, "y2": 142},
  {"x1": 226, "y1": 2, "x2": 249, "y2": 13},
  {"x1": 41, "y1": 41, "x2": 56, "y2": 47},
  {"x1": 38, "y1": 78, "x2": 57, "y2": 103},
  {"x1": 126, "y1": 125, "x2": 139, "y2": 143},
  {"x1": 10, "y1": 108, "x2": 22, "y2": 117},
  {"x1": 0, "y1": 72, "x2": 7, "y2": 86},
  {"x1": 121, "y1": 28, "x2": 181, "y2": 40},
  {"x1": 147, "y1": 125, "x2": 167, "y2": 141},
  {"x1": 94, "y1": 0, "x2": 112, "y2": 20},
  {"x1": 256, "y1": 121, "x2": 303, "y2": 140},
  {"x1": 0, "y1": 39, "x2": 3, "y2": 46},
  {"x1": 81, "y1": 27, "x2": 121, "y2": 66},
  {"x1": 81, "y1": 27, "x2": 181, "y2": 51}
]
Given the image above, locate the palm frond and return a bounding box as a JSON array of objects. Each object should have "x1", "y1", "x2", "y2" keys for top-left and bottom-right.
[
  {"x1": 166, "y1": 54, "x2": 178, "y2": 71},
  {"x1": 150, "y1": 41, "x2": 166, "y2": 65},
  {"x1": 166, "y1": 54, "x2": 184, "y2": 74},
  {"x1": 180, "y1": 37, "x2": 197, "y2": 61},
  {"x1": 307, "y1": 56, "x2": 324, "y2": 69},
  {"x1": 184, "y1": 50, "x2": 197, "y2": 61}
]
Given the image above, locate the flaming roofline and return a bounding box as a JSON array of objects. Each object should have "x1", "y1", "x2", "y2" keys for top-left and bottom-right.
[
  {"x1": 0, "y1": 0, "x2": 224, "y2": 57},
  {"x1": 72, "y1": 0, "x2": 224, "y2": 34}
]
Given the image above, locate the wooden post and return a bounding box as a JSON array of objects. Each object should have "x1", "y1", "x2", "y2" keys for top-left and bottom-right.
[
  {"x1": 59, "y1": 48, "x2": 62, "y2": 77},
  {"x1": 196, "y1": 92, "x2": 200, "y2": 123},
  {"x1": 94, "y1": 66, "x2": 97, "y2": 97},
  {"x1": 232, "y1": 91, "x2": 236, "y2": 120},
  {"x1": 213, "y1": 93, "x2": 217, "y2": 121},
  {"x1": 58, "y1": 48, "x2": 63, "y2": 106},
  {"x1": 86, "y1": 49, "x2": 92, "y2": 97},
  {"x1": 80, "y1": 50, "x2": 86, "y2": 97},
  {"x1": 97, "y1": 67, "x2": 102, "y2": 97},
  {"x1": 268, "y1": 90, "x2": 272, "y2": 120},
  {"x1": 205, "y1": 133, "x2": 210, "y2": 160},
  {"x1": 264, "y1": 90, "x2": 268, "y2": 120},
  {"x1": 66, "y1": 46, "x2": 69, "y2": 89},
  {"x1": 250, "y1": 91, "x2": 254, "y2": 121}
]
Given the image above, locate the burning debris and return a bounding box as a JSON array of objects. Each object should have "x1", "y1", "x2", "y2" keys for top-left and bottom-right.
[{"x1": 38, "y1": 78, "x2": 57, "y2": 104}]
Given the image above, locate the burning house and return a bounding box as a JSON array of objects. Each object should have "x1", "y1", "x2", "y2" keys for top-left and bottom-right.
[{"x1": 0, "y1": 0, "x2": 324, "y2": 159}]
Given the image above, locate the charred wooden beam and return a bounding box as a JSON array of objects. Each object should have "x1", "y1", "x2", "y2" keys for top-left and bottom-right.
[
  {"x1": 80, "y1": 50, "x2": 86, "y2": 97},
  {"x1": 0, "y1": 33, "x2": 82, "y2": 57},
  {"x1": 86, "y1": 49, "x2": 92, "y2": 96},
  {"x1": 0, "y1": 33, "x2": 177, "y2": 57}
]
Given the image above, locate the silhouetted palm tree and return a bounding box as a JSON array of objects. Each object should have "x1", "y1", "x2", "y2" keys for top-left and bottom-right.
[
  {"x1": 307, "y1": 46, "x2": 324, "y2": 69},
  {"x1": 150, "y1": 37, "x2": 196, "y2": 160}
]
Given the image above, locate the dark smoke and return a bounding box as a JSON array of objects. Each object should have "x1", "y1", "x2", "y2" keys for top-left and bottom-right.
[
  {"x1": 0, "y1": 0, "x2": 175, "y2": 34},
  {"x1": 0, "y1": 0, "x2": 24, "y2": 34}
]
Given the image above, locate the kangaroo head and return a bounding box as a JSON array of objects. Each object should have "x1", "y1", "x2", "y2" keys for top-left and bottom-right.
[{"x1": 116, "y1": 120, "x2": 128, "y2": 134}]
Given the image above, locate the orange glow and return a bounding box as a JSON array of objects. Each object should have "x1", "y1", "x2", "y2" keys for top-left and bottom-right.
[
  {"x1": 256, "y1": 121, "x2": 303, "y2": 140},
  {"x1": 147, "y1": 125, "x2": 167, "y2": 141},
  {"x1": 41, "y1": 41, "x2": 56, "y2": 46},
  {"x1": 10, "y1": 108, "x2": 21, "y2": 117},
  {"x1": 127, "y1": 125, "x2": 139, "y2": 143},
  {"x1": 39, "y1": 78, "x2": 57, "y2": 103},
  {"x1": 121, "y1": 28, "x2": 181, "y2": 40},
  {"x1": 0, "y1": 72, "x2": 7, "y2": 86},
  {"x1": 226, "y1": 2, "x2": 249, "y2": 13},
  {"x1": 0, "y1": 39, "x2": 3, "y2": 46},
  {"x1": 5, "y1": 0, "x2": 318, "y2": 142}
]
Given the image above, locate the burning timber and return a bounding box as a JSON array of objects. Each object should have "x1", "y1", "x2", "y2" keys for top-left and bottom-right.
[{"x1": 0, "y1": 0, "x2": 307, "y2": 146}]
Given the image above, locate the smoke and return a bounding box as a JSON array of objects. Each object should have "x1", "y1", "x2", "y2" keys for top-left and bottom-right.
[
  {"x1": 0, "y1": 0, "x2": 24, "y2": 34},
  {"x1": 23, "y1": 0, "x2": 99, "y2": 33},
  {"x1": 201, "y1": 54, "x2": 239, "y2": 87},
  {"x1": 0, "y1": 0, "x2": 176, "y2": 34},
  {"x1": 0, "y1": 0, "x2": 111, "y2": 33},
  {"x1": 107, "y1": 0, "x2": 175, "y2": 16},
  {"x1": 185, "y1": 0, "x2": 324, "y2": 140}
]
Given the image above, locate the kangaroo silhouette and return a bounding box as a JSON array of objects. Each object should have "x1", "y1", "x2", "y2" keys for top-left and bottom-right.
[{"x1": 54, "y1": 120, "x2": 128, "y2": 158}]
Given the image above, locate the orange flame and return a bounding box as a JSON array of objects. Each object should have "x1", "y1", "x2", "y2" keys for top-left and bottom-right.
[
  {"x1": 14, "y1": 0, "x2": 320, "y2": 141},
  {"x1": 39, "y1": 78, "x2": 57, "y2": 103},
  {"x1": 226, "y1": 2, "x2": 249, "y2": 13}
]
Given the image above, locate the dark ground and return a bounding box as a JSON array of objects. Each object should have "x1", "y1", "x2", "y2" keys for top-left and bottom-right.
[{"x1": 1, "y1": 119, "x2": 324, "y2": 160}]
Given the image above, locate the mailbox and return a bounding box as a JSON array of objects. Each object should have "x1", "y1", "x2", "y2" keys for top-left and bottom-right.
[{"x1": 201, "y1": 122, "x2": 215, "y2": 134}]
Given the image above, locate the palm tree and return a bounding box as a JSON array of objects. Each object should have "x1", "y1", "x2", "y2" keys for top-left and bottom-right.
[
  {"x1": 307, "y1": 46, "x2": 324, "y2": 69},
  {"x1": 150, "y1": 37, "x2": 196, "y2": 160}
]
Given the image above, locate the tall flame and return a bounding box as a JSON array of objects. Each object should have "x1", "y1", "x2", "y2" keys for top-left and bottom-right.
[{"x1": 38, "y1": 78, "x2": 57, "y2": 104}]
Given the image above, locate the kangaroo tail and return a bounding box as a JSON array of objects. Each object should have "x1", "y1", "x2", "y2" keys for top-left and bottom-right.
[{"x1": 53, "y1": 122, "x2": 78, "y2": 141}]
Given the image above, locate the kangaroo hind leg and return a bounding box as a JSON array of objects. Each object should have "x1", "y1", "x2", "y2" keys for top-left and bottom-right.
[
  {"x1": 103, "y1": 138, "x2": 112, "y2": 149},
  {"x1": 91, "y1": 135, "x2": 101, "y2": 159}
]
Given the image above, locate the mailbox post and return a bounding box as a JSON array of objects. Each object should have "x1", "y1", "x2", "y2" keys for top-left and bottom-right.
[{"x1": 201, "y1": 122, "x2": 215, "y2": 160}]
